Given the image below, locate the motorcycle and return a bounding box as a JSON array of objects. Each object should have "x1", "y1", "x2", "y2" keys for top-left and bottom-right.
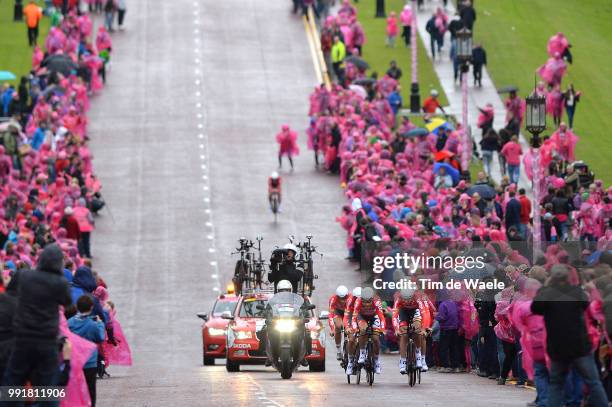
[{"x1": 260, "y1": 292, "x2": 315, "y2": 379}]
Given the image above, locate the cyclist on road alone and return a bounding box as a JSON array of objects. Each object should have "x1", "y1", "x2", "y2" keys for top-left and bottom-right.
[
  {"x1": 328, "y1": 285, "x2": 349, "y2": 361},
  {"x1": 268, "y1": 171, "x2": 282, "y2": 212},
  {"x1": 350, "y1": 287, "x2": 386, "y2": 374},
  {"x1": 343, "y1": 287, "x2": 361, "y2": 375},
  {"x1": 393, "y1": 289, "x2": 425, "y2": 374}
]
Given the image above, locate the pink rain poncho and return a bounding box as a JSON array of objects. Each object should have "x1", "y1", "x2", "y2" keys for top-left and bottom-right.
[
  {"x1": 546, "y1": 86, "x2": 563, "y2": 119},
  {"x1": 537, "y1": 54, "x2": 567, "y2": 87},
  {"x1": 32, "y1": 46, "x2": 44, "y2": 69},
  {"x1": 386, "y1": 12, "x2": 398, "y2": 37},
  {"x1": 59, "y1": 311, "x2": 96, "y2": 407},
  {"x1": 103, "y1": 309, "x2": 133, "y2": 366},
  {"x1": 494, "y1": 289, "x2": 515, "y2": 343},
  {"x1": 96, "y1": 26, "x2": 113, "y2": 52},
  {"x1": 509, "y1": 280, "x2": 546, "y2": 380},
  {"x1": 547, "y1": 32, "x2": 569, "y2": 57},
  {"x1": 549, "y1": 124, "x2": 578, "y2": 162},
  {"x1": 276, "y1": 125, "x2": 300, "y2": 157},
  {"x1": 400, "y1": 5, "x2": 412, "y2": 27}
]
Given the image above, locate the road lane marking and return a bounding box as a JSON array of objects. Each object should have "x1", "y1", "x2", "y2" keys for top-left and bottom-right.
[{"x1": 302, "y1": 16, "x2": 322, "y2": 84}]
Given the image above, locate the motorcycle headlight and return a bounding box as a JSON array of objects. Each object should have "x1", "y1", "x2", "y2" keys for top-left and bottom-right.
[
  {"x1": 310, "y1": 329, "x2": 320, "y2": 340},
  {"x1": 275, "y1": 319, "x2": 296, "y2": 333},
  {"x1": 208, "y1": 327, "x2": 226, "y2": 336},
  {"x1": 233, "y1": 330, "x2": 252, "y2": 340}
]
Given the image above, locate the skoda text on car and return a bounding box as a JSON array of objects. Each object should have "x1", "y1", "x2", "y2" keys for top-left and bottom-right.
[
  {"x1": 197, "y1": 293, "x2": 239, "y2": 365},
  {"x1": 225, "y1": 292, "x2": 326, "y2": 372}
]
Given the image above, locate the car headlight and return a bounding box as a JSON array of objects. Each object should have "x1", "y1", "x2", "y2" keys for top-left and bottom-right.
[
  {"x1": 208, "y1": 327, "x2": 226, "y2": 336},
  {"x1": 275, "y1": 319, "x2": 296, "y2": 333},
  {"x1": 233, "y1": 330, "x2": 252, "y2": 340}
]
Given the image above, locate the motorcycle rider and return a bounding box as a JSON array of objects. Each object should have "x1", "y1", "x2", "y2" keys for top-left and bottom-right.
[
  {"x1": 328, "y1": 285, "x2": 349, "y2": 360},
  {"x1": 351, "y1": 287, "x2": 386, "y2": 374},
  {"x1": 268, "y1": 244, "x2": 303, "y2": 293},
  {"x1": 264, "y1": 280, "x2": 311, "y2": 366},
  {"x1": 344, "y1": 287, "x2": 361, "y2": 375},
  {"x1": 393, "y1": 288, "x2": 425, "y2": 374}
]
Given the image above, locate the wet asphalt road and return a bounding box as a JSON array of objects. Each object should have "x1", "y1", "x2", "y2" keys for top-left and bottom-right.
[{"x1": 87, "y1": 0, "x2": 533, "y2": 405}]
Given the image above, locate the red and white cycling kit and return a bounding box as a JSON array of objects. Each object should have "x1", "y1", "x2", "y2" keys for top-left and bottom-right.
[
  {"x1": 351, "y1": 297, "x2": 386, "y2": 332},
  {"x1": 343, "y1": 294, "x2": 357, "y2": 331},
  {"x1": 392, "y1": 295, "x2": 422, "y2": 332},
  {"x1": 328, "y1": 294, "x2": 348, "y2": 331}
]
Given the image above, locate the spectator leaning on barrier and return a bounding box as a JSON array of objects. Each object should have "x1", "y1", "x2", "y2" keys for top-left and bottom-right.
[{"x1": 2, "y1": 243, "x2": 72, "y2": 388}]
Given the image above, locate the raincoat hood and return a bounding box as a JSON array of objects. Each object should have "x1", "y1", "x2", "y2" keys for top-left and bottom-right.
[
  {"x1": 36, "y1": 243, "x2": 65, "y2": 275},
  {"x1": 73, "y1": 266, "x2": 96, "y2": 292}
]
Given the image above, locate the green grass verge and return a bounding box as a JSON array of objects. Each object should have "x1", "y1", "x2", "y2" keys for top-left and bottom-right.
[
  {"x1": 353, "y1": 0, "x2": 449, "y2": 107},
  {"x1": 474, "y1": 0, "x2": 611, "y2": 184},
  {"x1": 0, "y1": 1, "x2": 50, "y2": 86}
]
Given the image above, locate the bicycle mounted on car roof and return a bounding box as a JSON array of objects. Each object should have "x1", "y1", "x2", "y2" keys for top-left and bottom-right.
[{"x1": 231, "y1": 235, "x2": 321, "y2": 297}]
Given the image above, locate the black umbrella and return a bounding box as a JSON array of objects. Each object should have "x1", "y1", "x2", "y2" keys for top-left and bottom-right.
[
  {"x1": 345, "y1": 56, "x2": 370, "y2": 71},
  {"x1": 467, "y1": 184, "x2": 496, "y2": 200},
  {"x1": 401, "y1": 127, "x2": 429, "y2": 138},
  {"x1": 497, "y1": 85, "x2": 519, "y2": 94},
  {"x1": 352, "y1": 78, "x2": 376, "y2": 86},
  {"x1": 41, "y1": 54, "x2": 78, "y2": 76}
]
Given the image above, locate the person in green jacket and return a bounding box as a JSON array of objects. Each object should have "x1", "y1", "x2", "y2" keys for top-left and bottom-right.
[{"x1": 331, "y1": 35, "x2": 346, "y2": 84}]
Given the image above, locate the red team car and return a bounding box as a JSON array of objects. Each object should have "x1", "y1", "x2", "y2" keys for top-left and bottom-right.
[
  {"x1": 197, "y1": 293, "x2": 240, "y2": 365},
  {"x1": 224, "y1": 291, "x2": 327, "y2": 372}
]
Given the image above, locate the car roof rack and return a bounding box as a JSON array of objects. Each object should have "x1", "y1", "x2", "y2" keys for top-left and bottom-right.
[{"x1": 241, "y1": 286, "x2": 275, "y2": 296}]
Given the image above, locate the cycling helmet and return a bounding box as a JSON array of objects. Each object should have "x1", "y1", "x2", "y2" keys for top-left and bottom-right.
[
  {"x1": 277, "y1": 280, "x2": 293, "y2": 292},
  {"x1": 361, "y1": 287, "x2": 374, "y2": 301},
  {"x1": 271, "y1": 171, "x2": 279, "y2": 179},
  {"x1": 430, "y1": 89, "x2": 439, "y2": 97},
  {"x1": 400, "y1": 288, "x2": 416, "y2": 300},
  {"x1": 335, "y1": 285, "x2": 349, "y2": 298},
  {"x1": 283, "y1": 243, "x2": 298, "y2": 254},
  {"x1": 352, "y1": 287, "x2": 362, "y2": 298}
]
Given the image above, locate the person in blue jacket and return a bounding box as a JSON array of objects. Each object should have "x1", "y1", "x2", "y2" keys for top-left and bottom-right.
[
  {"x1": 71, "y1": 266, "x2": 108, "y2": 323},
  {"x1": 68, "y1": 295, "x2": 105, "y2": 407}
]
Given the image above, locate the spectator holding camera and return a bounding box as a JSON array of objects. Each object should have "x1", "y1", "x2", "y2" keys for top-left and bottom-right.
[{"x1": 68, "y1": 295, "x2": 105, "y2": 407}]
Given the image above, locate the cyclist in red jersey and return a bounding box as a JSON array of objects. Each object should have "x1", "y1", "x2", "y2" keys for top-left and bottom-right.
[
  {"x1": 343, "y1": 287, "x2": 361, "y2": 375},
  {"x1": 415, "y1": 289, "x2": 436, "y2": 372},
  {"x1": 328, "y1": 285, "x2": 349, "y2": 360},
  {"x1": 350, "y1": 287, "x2": 386, "y2": 374},
  {"x1": 268, "y1": 171, "x2": 281, "y2": 212},
  {"x1": 392, "y1": 289, "x2": 425, "y2": 373}
]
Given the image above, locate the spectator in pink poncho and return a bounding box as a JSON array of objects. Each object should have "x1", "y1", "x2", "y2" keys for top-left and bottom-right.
[
  {"x1": 549, "y1": 122, "x2": 578, "y2": 162},
  {"x1": 511, "y1": 278, "x2": 547, "y2": 405},
  {"x1": 546, "y1": 85, "x2": 563, "y2": 127},
  {"x1": 400, "y1": 5, "x2": 412, "y2": 47},
  {"x1": 386, "y1": 12, "x2": 398, "y2": 48},
  {"x1": 547, "y1": 32, "x2": 572, "y2": 63},
  {"x1": 537, "y1": 53, "x2": 567, "y2": 88},
  {"x1": 500, "y1": 135, "x2": 522, "y2": 185},
  {"x1": 276, "y1": 124, "x2": 299, "y2": 171}
]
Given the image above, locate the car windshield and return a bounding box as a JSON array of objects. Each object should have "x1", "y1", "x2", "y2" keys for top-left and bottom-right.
[
  {"x1": 212, "y1": 300, "x2": 237, "y2": 317},
  {"x1": 239, "y1": 299, "x2": 268, "y2": 318}
]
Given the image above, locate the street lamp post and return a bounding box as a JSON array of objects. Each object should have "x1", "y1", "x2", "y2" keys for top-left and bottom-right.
[
  {"x1": 525, "y1": 92, "x2": 547, "y2": 260},
  {"x1": 456, "y1": 28, "x2": 473, "y2": 176},
  {"x1": 409, "y1": 0, "x2": 419, "y2": 112}
]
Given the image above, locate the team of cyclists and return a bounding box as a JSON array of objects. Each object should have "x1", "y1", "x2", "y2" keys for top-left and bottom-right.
[{"x1": 328, "y1": 284, "x2": 436, "y2": 376}]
